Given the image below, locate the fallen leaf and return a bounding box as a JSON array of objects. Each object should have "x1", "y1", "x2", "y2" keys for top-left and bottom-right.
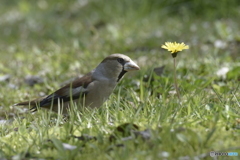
[
  {"x1": 62, "y1": 143, "x2": 77, "y2": 150},
  {"x1": 25, "y1": 75, "x2": 43, "y2": 86},
  {"x1": 154, "y1": 66, "x2": 165, "y2": 76}
]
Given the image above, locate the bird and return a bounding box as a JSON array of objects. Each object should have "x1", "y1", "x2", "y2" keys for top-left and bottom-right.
[{"x1": 15, "y1": 53, "x2": 140, "y2": 114}]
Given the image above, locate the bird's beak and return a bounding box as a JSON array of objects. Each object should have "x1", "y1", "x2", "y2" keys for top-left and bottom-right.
[{"x1": 124, "y1": 60, "x2": 140, "y2": 71}]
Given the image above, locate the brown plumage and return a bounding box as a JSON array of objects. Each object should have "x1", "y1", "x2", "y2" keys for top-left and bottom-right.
[{"x1": 15, "y1": 54, "x2": 140, "y2": 114}]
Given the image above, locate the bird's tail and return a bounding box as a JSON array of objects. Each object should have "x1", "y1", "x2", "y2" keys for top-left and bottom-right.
[{"x1": 14, "y1": 97, "x2": 46, "y2": 112}]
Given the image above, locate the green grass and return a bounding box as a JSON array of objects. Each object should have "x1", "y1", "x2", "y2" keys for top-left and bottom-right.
[{"x1": 1, "y1": 0, "x2": 240, "y2": 159}]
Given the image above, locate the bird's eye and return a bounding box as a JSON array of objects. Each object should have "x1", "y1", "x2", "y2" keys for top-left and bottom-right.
[{"x1": 117, "y1": 58, "x2": 124, "y2": 64}]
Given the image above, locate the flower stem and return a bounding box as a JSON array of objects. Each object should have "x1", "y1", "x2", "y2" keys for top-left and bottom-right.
[{"x1": 173, "y1": 57, "x2": 181, "y2": 101}]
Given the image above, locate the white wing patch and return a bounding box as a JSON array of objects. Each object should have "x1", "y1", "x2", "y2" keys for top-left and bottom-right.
[{"x1": 71, "y1": 86, "x2": 88, "y2": 96}]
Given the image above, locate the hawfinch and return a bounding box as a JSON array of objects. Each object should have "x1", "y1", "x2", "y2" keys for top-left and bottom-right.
[{"x1": 15, "y1": 53, "x2": 140, "y2": 113}]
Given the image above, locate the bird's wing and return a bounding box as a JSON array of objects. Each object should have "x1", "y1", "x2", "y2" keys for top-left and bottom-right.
[
  {"x1": 15, "y1": 72, "x2": 94, "y2": 110},
  {"x1": 39, "y1": 72, "x2": 93, "y2": 107}
]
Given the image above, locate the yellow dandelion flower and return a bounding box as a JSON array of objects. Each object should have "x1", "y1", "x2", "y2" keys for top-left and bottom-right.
[{"x1": 161, "y1": 42, "x2": 189, "y2": 57}]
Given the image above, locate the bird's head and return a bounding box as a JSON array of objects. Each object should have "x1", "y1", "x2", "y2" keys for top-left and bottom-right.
[{"x1": 95, "y1": 53, "x2": 140, "y2": 82}]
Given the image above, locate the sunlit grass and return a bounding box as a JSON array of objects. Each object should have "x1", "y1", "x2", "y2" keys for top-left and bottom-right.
[{"x1": 0, "y1": 0, "x2": 240, "y2": 159}]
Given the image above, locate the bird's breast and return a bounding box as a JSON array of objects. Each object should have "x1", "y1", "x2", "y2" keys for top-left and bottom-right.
[{"x1": 85, "y1": 80, "x2": 117, "y2": 108}]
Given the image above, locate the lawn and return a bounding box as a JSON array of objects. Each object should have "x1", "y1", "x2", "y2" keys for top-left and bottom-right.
[{"x1": 0, "y1": 0, "x2": 240, "y2": 159}]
